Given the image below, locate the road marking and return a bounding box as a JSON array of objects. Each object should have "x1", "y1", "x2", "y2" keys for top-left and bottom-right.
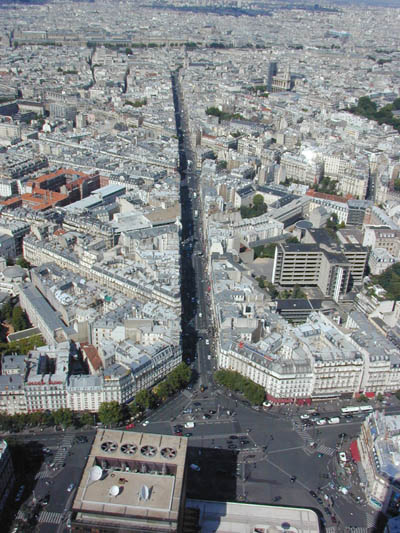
[{"x1": 39, "y1": 511, "x2": 63, "y2": 524}]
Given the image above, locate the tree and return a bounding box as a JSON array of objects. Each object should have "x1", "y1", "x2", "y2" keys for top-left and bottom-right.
[
  {"x1": 135, "y1": 390, "x2": 157, "y2": 410},
  {"x1": 252, "y1": 194, "x2": 264, "y2": 207},
  {"x1": 16, "y1": 257, "x2": 31, "y2": 269},
  {"x1": 214, "y1": 369, "x2": 265, "y2": 405},
  {"x1": 1, "y1": 301, "x2": 13, "y2": 322},
  {"x1": 11, "y1": 306, "x2": 29, "y2": 331},
  {"x1": 53, "y1": 408, "x2": 73, "y2": 428},
  {"x1": 98, "y1": 401, "x2": 123, "y2": 427},
  {"x1": 80, "y1": 412, "x2": 94, "y2": 427}
]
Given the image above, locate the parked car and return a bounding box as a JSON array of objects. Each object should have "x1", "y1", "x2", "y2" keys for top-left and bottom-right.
[{"x1": 67, "y1": 483, "x2": 75, "y2": 492}]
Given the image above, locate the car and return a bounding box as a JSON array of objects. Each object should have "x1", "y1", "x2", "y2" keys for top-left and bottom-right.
[
  {"x1": 184, "y1": 433, "x2": 192, "y2": 437},
  {"x1": 190, "y1": 464, "x2": 201, "y2": 471},
  {"x1": 42, "y1": 495, "x2": 50, "y2": 505},
  {"x1": 229, "y1": 435, "x2": 238, "y2": 439},
  {"x1": 67, "y1": 483, "x2": 75, "y2": 492},
  {"x1": 42, "y1": 447, "x2": 51, "y2": 453},
  {"x1": 126, "y1": 423, "x2": 135, "y2": 430},
  {"x1": 193, "y1": 402, "x2": 201, "y2": 407},
  {"x1": 290, "y1": 476, "x2": 296, "y2": 483},
  {"x1": 316, "y1": 419, "x2": 327, "y2": 425},
  {"x1": 309, "y1": 490, "x2": 317, "y2": 498},
  {"x1": 300, "y1": 414, "x2": 309, "y2": 420},
  {"x1": 317, "y1": 497, "x2": 323, "y2": 505},
  {"x1": 318, "y1": 453, "x2": 324, "y2": 458},
  {"x1": 142, "y1": 421, "x2": 149, "y2": 427},
  {"x1": 209, "y1": 410, "x2": 216, "y2": 415},
  {"x1": 205, "y1": 339, "x2": 209, "y2": 345},
  {"x1": 324, "y1": 506, "x2": 331, "y2": 515},
  {"x1": 202, "y1": 414, "x2": 211, "y2": 419},
  {"x1": 331, "y1": 516, "x2": 337, "y2": 524},
  {"x1": 339, "y1": 452, "x2": 347, "y2": 462}
]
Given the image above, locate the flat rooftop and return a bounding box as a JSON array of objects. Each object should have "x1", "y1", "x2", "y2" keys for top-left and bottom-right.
[
  {"x1": 72, "y1": 429, "x2": 188, "y2": 528},
  {"x1": 187, "y1": 499, "x2": 320, "y2": 533}
]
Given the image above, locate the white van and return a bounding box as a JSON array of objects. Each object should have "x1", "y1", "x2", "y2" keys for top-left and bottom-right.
[{"x1": 184, "y1": 422, "x2": 195, "y2": 429}]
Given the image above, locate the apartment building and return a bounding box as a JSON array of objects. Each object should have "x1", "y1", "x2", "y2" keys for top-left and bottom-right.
[
  {"x1": 0, "y1": 441, "x2": 15, "y2": 516},
  {"x1": 358, "y1": 412, "x2": 400, "y2": 513},
  {"x1": 272, "y1": 229, "x2": 368, "y2": 301}
]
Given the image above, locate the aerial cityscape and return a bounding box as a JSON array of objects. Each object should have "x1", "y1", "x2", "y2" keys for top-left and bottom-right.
[{"x1": 0, "y1": 0, "x2": 400, "y2": 531}]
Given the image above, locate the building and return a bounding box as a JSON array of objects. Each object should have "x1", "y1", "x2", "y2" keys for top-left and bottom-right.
[
  {"x1": 272, "y1": 228, "x2": 368, "y2": 301},
  {"x1": 186, "y1": 500, "x2": 319, "y2": 533},
  {"x1": 71, "y1": 429, "x2": 188, "y2": 532},
  {"x1": 358, "y1": 411, "x2": 400, "y2": 514},
  {"x1": 0, "y1": 440, "x2": 15, "y2": 515}
]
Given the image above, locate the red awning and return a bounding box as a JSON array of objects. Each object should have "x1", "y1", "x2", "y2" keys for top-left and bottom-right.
[
  {"x1": 350, "y1": 440, "x2": 360, "y2": 462},
  {"x1": 365, "y1": 392, "x2": 375, "y2": 398}
]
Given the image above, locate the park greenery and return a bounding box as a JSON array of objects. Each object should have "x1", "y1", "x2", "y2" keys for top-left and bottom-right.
[
  {"x1": 240, "y1": 194, "x2": 268, "y2": 219},
  {"x1": 206, "y1": 106, "x2": 244, "y2": 123},
  {"x1": 124, "y1": 98, "x2": 147, "y2": 108},
  {"x1": 372, "y1": 263, "x2": 400, "y2": 301},
  {"x1": 214, "y1": 369, "x2": 265, "y2": 405},
  {"x1": 0, "y1": 334, "x2": 45, "y2": 356},
  {"x1": 257, "y1": 278, "x2": 306, "y2": 300},
  {"x1": 0, "y1": 301, "x2": 31, "y2": 336},
  {"x1": 254, "y1": 243, "x2": 276, "y2": 259},
  {"x1": 349, "y1": 95, "x2": 400, "y2": 133},
  {"x1": 312, "y1": 175, "x2": 338, "y2": 195}
]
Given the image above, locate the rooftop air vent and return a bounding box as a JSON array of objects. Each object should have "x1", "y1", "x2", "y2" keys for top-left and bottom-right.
[
  {"x1": 140, "y1": 445, "x2": 157, "y2": 457},
  {"x1": 160, "y1": 447, "x2": 177, "y2": 459},
  {"x1": 100, "y1": 441, "x2": 118, "y2": 453},
  {"x1": 121, "y1": 443, "x2": 137, "y2": 455}
]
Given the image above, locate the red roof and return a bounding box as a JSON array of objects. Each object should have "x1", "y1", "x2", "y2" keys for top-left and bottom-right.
[
  {"x1": 306, "y1": 189, "x2": 353, "y2": 204},
  {"x1": 350, "y1": 440, "x2": 360, "y2": 462},
  {"x1": 81, "y1": 343, "x2": 103, "y2": 372}
]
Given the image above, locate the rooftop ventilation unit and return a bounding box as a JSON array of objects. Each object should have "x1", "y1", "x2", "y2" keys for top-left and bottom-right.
[
  {"x1": 160, "y1": 447, "x2": 177, "y2": 459},
  {"x1": 140, "y1": 445, "x2": 157, "y2": 457},
  {"x1": 121, "y1": 443, "x2": 137, "y2": 455},
  {"x1": 100, "y1": 441, "x2": 118, "y2": 453}
]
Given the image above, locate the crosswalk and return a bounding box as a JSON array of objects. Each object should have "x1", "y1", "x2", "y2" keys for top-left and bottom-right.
[
  {"x1": 316, "y1": 443, "x2": 335, "y2": 457},
  {"x1": 39, "y1": 511, "x2": 63, "y2": 524},
  {"x1": 35, "y1": 470, "x2": 50, "y2": 480},
  {"x1": 366, "y1": 513, "x2": 376, "y2": 528},
  {"x1": 53, "y1": 433, "x2": 75, "y2": 466},
  {"x1": 344, "y1": 528, "x2": 368, "y2": 533},
  {"x1": 294, "y1": 424, "x2": 335, "y2": 456}
]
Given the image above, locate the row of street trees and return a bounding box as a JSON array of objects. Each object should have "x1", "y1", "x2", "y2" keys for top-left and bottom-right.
[
  {"x1": 98, "y1": 362, "x2": 193, "y2": 426},
  {"x1": 214, "y1": 369, "x2": 265, "y2": 405}
]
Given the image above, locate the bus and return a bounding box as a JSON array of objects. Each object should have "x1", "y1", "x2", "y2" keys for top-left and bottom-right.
[
  {"x1": 359, "y1": 405, "x2": 373, "y2": 413},
  {"x1": 341, "y1": 406, "x2": 360, "y2": 414}
]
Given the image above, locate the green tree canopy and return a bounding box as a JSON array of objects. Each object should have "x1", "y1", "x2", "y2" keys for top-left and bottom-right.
[
  {"x1": 53, "y1": 408, "x2": 73, "y2": 428},
  {"x1": 11, "y1": 306, "x2": 29, "y2": 331},
  {"x1": 98, "y1": 401, "x2": 123, "y2": 427},
  {"x1": 135, "y1": 389, "x2": 157, "y2": 410},
  {"x1": 214, "y1": 369, "x2": 265, "y2": 405}
]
